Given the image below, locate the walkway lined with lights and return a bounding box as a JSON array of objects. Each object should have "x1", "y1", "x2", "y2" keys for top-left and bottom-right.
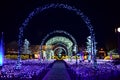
[{"x1": 43, "y1": 60, "x2": 71, "y2": 80}]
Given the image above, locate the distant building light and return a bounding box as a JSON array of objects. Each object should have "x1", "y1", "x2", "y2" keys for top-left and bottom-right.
[{"x1": 117, "y1": 27, "x2": 120, "y2": 32}]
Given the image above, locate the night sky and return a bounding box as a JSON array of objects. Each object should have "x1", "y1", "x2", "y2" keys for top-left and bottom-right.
[{"x1": 0, "y1": 0, "x2": 120, "y2": 50}]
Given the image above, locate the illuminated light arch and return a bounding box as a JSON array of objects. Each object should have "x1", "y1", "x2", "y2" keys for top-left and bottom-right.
[
  {"x1": 18, "y1": 3, "x2": 97, "y2": 68},
  {"x1": 53, "y1": 42, "x2": 69, "y2": 55},
  {"x1": 54, "y1": 47, "x2": 67, "y2": 59},
  {"x1": 45, "y1": 36, "x2": 73, "y2": 58},
  {"x1": 54, "y1": 47, "x2": 67, "y2": 55},
  {"x1": 46, "y1": 36, "x2": 73, "y2": 49},
  {"x1": 40, "y1": 30, "x2": 77, "y2": 58}
]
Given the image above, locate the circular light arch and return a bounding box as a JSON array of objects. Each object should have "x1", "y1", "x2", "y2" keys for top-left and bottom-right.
[
  {"x1": 54, "y1": 47, "x2": 67, "y2": 56},
  {"x1": 40, "y1": 30, "x2": 78, "y2": 58},
  {"x1": 17, "y1": 3, "x2": 97, "y2": 68},
  {"x1": 45, "y1": 36, "x2": 73, "y2": 58}
]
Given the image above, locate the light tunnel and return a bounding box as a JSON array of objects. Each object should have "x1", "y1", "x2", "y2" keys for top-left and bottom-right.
[{"x1": 41, "y1": 36, "x2": 74, "y2": 60}]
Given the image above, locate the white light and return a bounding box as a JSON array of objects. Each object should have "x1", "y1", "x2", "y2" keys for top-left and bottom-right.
[{"x1": 117, "y1": 27, "x2": 120, "y2": 32}]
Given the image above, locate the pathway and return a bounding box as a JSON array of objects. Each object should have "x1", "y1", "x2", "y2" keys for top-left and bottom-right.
[{"x1": 43, "y1": 60, "x2": 71, "y2": 80}]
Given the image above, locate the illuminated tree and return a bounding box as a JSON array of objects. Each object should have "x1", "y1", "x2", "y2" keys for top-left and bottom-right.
[
  {"x1": 23, "y1": 39, "x2": 31, "y2": 54},
  {"x1": 86, "y1": 36, "x2": 97, "y2": 63},
  {"x1": 86, "y1": 36, "x2": 92, "y2": 62}
]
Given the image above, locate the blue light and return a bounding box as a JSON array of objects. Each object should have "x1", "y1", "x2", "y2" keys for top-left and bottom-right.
[
  {"x1": 0, "y1": 33, "x2": 4, "y2": 66},
  {"x1": 0, "y1": 52, "x2": 3, "y2": 66}
]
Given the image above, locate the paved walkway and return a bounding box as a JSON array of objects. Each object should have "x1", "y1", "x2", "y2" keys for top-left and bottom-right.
[{"x1": 43, "y1": 60, "x2": 71, "y2": 80}]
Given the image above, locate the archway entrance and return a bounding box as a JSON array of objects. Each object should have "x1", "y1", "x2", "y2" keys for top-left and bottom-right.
[
  {"x1": 53, "y1": 43, "x2": 68, "y2": 60},
  {"x1": 44, "y1": 36, "x2": 74, "y2": 60},
  {"x1": 17, "y1": 3, "x2": 97, "y2": 69},
  {"x1": 54, "y1": 47, "x2": 67, "y2": 60}
]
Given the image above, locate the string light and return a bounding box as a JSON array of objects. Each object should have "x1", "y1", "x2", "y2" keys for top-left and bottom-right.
[
  {"x1": 40, "y1": 30, "x2": 78, "y2": 63},
  {"x1": 18, "y1": 3, "x2": 96, "y2": 68}
]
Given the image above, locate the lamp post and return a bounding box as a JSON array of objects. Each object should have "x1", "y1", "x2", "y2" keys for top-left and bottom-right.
[{"x1": 117, "y1": 27, "x2": 120, "y2": 58}]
